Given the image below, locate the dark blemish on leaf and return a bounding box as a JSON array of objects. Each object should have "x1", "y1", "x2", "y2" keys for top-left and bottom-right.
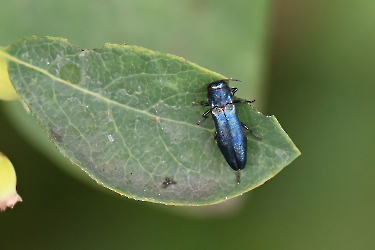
[
  {"x1": 151, "y1": 116, "x2": 159, "y2": 121},
  {"x1": 162, "y1": 177, "x2": 177, "y2": 188},
  {"x1": 49, "y1": 127, "x2": 64, "y2": 142},
  {"x1": 59, "y1": 63, "x2": 81, "y2": 84}
]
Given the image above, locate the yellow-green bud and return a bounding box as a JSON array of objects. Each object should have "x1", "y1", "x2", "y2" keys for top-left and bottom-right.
[
  {"x1": 0, "y1": 152, "x2": 22, "y2": 211},
  {"x1": 0, "y1": 48, "x2": 19, "y2": 101}
]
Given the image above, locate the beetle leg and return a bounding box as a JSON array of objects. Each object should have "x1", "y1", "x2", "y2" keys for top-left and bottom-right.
[
  {"x1": 197, "y1": 109, "x2": 212, "y2": 125},
  {"x1": 233, "y1": 99, "x2": 256, "y2": 104},
  {"x1": 202, "y1": 109, "x2": 212, "y2": 117},
  {"x1": 241, "y1": 122, "x2": 249, "y2": 130},
  {"x1": 231, "y1": 88, "x2": 238, "y2": 94},
  {"x1": 236, "y1": 171, "x2": 241, "y2": 184},
  {"x1": 192, "y1": 101, "x2": 209, "y2": 106},
  {"x1": 241, "y1": 122, "x2": 262, "y2": 139},
  {"x1": 197, "y1": 116, "x2": 208, "y2": 125}
]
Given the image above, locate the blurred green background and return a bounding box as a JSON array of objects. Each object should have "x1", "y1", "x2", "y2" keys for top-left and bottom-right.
[{"x1": 1, "y1": 0, "x2": 374, "y2": 249}]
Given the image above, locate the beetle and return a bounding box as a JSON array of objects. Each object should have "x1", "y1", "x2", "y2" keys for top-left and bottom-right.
[{"x1": 194, "y1": 79, "x2": 261, "y2": 183}]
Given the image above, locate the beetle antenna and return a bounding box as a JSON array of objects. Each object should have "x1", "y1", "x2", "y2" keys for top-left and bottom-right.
[
  {"x1": 225, "y1": 78, "x2": 242, "y2": 83},
  {"x1": 195, "y1": 83, "x2": 210, "y2": 95}
]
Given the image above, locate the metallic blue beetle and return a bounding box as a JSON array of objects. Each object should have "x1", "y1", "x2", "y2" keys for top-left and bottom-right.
[{"x1": 195, "y1": 79, "x2": 261, "y2": 180}]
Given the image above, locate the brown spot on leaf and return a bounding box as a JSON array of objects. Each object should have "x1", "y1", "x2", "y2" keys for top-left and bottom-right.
[{"x1": 162, "y1": 177, "x2": 177, "y2": 188}]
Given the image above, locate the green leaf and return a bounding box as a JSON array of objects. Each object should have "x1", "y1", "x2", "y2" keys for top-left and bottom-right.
[{"x1": 2, "y1": 36, "x2": 300, "y2": 205}]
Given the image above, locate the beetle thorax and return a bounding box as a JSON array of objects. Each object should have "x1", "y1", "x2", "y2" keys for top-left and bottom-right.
[{"x1": 207, "y1": 82, "x2": 234, "y2": 108}]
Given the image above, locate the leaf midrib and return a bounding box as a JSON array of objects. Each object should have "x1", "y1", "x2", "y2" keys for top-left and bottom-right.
[{"x1": 0, "y1": 50, "x2": 212, "y2": 132}]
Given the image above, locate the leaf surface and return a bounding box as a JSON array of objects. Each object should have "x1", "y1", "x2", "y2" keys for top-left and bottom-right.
[{"x1": 2, "y1": 37, "x2": 300, "y2": 205}]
